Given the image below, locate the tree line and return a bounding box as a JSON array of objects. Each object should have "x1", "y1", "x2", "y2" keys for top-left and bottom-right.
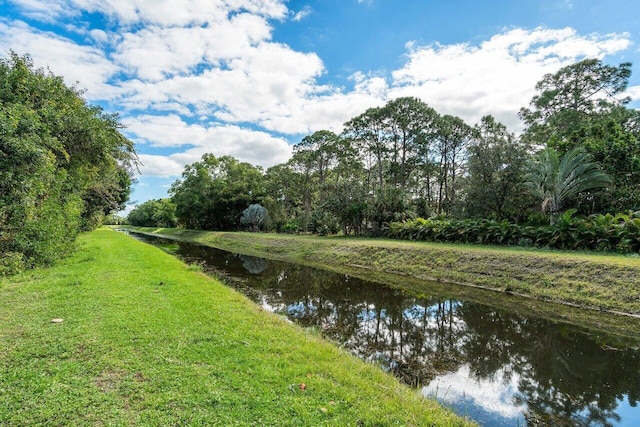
[
  {"x1": 128, "y1": 59, "x2": 640, "y2": 247},
  {"x1": 1, "y1": 53, "x2": 137, "y2": 275}
]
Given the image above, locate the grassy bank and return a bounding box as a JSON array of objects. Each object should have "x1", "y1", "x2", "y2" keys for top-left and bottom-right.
[
  {"x1": 0, "y1": 228, "x2": 471, "y2": 426},
  {"x1": 123, "y1": 227, "x2": 640, "y2": 321}
]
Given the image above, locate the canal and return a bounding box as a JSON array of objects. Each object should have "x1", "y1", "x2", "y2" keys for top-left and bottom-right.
[{"x1": 124, "y1": 231, "x2": 640, "y2": 426}]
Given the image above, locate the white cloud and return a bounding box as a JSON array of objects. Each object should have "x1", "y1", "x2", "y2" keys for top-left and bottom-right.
[
  {"x1": 115, "y1": 40, "x2": 327, "y2": 133},
  {"x1": 292, "y1": 5, "x2": 312, "y2": 22},
  {"x1": 137, "y1": 154, "x2": 185, "y2": 178},
  {"x1": 0, "y1": 19, "x2": 122, "y2": 99},
  {"x1": 388, "y1": 27, "x2": 631, "y2": 130},
  {"x1": 89, "y1": 29, "x2": 109, "y2": 44},
  {"x1": 2, "y1": 0, "x2": 635, "y2": 197},
  {"x1": 112, "y1": 13, "x2": 273, "y2": 81},
  {"x1": 115, "y1": 25, "x2": 631, "y2": 137},
  {"x1": 422, "y1": 364, "x2": 525, "y2": 423},
  {"x1": 8, "y1": 0, "x2": 78, "y2": 22},
  {"x1": 126, "y1": 114, "x2": 292, "y2": 177},
  {"x1": 9, "y1": 0, "x2": 288, "y2": 25}
]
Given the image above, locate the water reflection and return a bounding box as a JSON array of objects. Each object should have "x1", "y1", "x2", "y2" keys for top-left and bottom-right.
[{"x1": 128, "y1": 232, "x2": 640, "y2": 426}]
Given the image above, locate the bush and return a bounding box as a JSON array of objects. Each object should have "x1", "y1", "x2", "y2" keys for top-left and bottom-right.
[
  {"x1": 385, "y1": 211, "x2": 640, "y2": 253},
  {"x1": 0, "y1": 53, "x2": 136, "y2": 273},
  {"x1": 0, "y1": 252, "x2": 26, "y2": 276}
]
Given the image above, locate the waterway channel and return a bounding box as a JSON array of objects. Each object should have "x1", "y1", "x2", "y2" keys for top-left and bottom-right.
[{"x1": 124, "y1": 231, "x2": 640, "y2": 426}]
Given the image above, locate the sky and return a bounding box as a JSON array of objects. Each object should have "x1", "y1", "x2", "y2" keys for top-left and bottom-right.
[{"x1": 2, "y1": 0, "x2": 640, "y2": 211}]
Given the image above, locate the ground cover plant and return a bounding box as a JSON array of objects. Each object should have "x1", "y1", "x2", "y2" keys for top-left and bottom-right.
[
  {"x1": 385, "y1": 210, "x2": 640, "y2": 253},
  {"x1": 0, "y1": 228, "x2": 472, "y2": 426}
]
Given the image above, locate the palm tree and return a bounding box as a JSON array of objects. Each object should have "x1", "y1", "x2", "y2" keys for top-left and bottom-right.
[{"x1": 524, "y1": 147, "x2": 612, "y2": 224}]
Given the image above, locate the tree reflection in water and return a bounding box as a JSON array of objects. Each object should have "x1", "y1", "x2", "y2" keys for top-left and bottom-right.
[{"x1": 132, "y1": 234, "x2": 640, "y2": 426}]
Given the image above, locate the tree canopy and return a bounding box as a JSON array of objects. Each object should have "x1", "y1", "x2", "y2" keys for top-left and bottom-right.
[
  {"x1": 0, "y1": 53, "x2": 137, "y2": 274},
  {"x1": 169, "y1": 154, "x2": 265, "y2": 231},
  {"x1": 520, "y1": 59, "x2": 640, "y2": 212},
  {"x1": 129, "y1": 57, "x2": 639, "y2": 252}
]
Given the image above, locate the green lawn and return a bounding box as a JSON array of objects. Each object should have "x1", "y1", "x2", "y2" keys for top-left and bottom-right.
[{"x1": 0, "y1": 228, "x2": 472, "y2": 426}]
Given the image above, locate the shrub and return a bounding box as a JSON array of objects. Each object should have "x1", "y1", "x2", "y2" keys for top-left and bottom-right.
[
  {"x1": 0, "y1": 252, "x2": 26, "y2": 276},
  {"x1": 385, "y1": 211, "x2": 640, "y2": 253}
]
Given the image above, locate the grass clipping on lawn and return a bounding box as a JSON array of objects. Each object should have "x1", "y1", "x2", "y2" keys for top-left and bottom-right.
[{"x1": 0, "y1": 228, "x2": 472, "y2": 426}]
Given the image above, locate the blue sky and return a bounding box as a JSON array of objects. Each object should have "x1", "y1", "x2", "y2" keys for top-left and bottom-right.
[{"x1": 2, "y1": 0, "x2": 639, "y2": 211}]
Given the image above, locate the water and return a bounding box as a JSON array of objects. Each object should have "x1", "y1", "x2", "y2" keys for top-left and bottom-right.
[{"x1": 125, "y1": 231, "x2": 640, "y2": 426}]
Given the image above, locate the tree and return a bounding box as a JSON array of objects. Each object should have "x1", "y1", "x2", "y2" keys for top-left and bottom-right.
[
  {"x1": 288, "y1": 134, "x2": 339, "y2": 229},
  {"x1": 520, "y1": 58, "x2": 632, "y2": 148},
  {"x1": 240, "y1": 204, "x2": 269, "y2": 232},
  {"x1": 434, "y1": 115, "x2": 474, "y2": 214},
  {"x1": 0, "y1": 52, "x2": 136, "y2": 272},
  {"x1": 368, "y1": 186, "x2": 415, "y2": 233},
  {"x1": 520, "y1": 59, "x2": 639, "y2": 212},
  {"x1": 321, "y1": 177, "x2": 368, "y2": 235},
  {"x1": 523, "y1": 147, "x2": 612, "y2": 223},
  {"x1": 274, "y1": 130, "x2": 362, "y2": 233},
  {"x1": 579, "y1": 110, "x2": 640, "y2": 211},
  {"x1": 463, "y1": 116, "x2": 531, "y2": 220},
  {"x1": 380, "y1": 97, "x2": 439, "y2": 191},
  {"x1": 127, "y1": 199, "x2": 177, "y2": 228},
  {"x1": 264, "y1": 164, "x2": 305, "y2": 230},
  {"x1": 170, "y1": 154, "x2": 265, "y2": 230},
  {"x1": 343, "y1": 106, "x2": 388, "y2": 195}
]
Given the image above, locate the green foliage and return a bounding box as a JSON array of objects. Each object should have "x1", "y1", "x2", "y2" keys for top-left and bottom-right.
[
  {"x1": 462, "y1": 116, "x2": 531, "y2": 220},
  {"x1": 578, "y1": 112, "x2": 640, "y2": 212},
  {"x1": 0, "y1": 52, "x2": 136, "y2": 273},
  {"x1": 170, "y1": 154, "x2": 265, "y2": 231},
  {"x1": 103, "y1": 213, "x2": 126, "y2": 225},
  {"x1": 0, "y1": 251, "x2": 26, "y2": 276},
  {"x1": 523, "y1": 147, "x2": 612, "y2": 222},
  {"x1": 368, "y1": 186, "x2": 415, "y2": 234},
  {"x1": 520, "y1": 59, "x2": 632, "y2": 146},
  {"x1": 320, "y1": 177, "x2": 368, "y2": 235},
  {"x1": 127, "y1": 199, "x2": 177, "y2": 228},
  {"x1": 164, "y1": 59, "x2": 638, "y2": 245},
  {"x1": 520, "y1": 59, "x2": 640, "y2": 211},
  {"x1": 386, "y1": 212, "x2": 640, "y2": 253}
]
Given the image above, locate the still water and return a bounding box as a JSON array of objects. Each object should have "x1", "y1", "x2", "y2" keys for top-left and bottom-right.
[{"x1": 126, "y1": 231, "x2": 640, "y2": 426}]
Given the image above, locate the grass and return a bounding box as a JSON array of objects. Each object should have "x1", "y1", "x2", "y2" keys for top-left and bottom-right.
[
  {"x1": 122, "y1": 226, "x2": 640, "y2": 331},
  {"x1": 0, "y1": 228, "x2": 473, "y2": 426}
]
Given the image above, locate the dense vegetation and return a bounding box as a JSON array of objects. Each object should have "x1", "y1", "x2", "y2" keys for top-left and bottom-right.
[
  {"x1": 128, "y1": 58, "x2": 640, "y2": 252},
  {"x1": 0, "y1": 53, "x2": 137, "y2": 274},
  {"x1": 386, "y1": 211, "x2": 640, "y2": 252}
]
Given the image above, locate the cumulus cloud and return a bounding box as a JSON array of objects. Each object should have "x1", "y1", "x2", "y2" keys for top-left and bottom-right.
[
  {"x1": 0, "y1": 18, "x2": 121, "y2": 99},
  {"x1": 112, "y1": 13, "x2": 273, "y2": 81},
  {"x1": 422, "y1": 364, "x2": 523, "y2": 422},
  {"x1": 111, "y1": 23, "x2": 632, "y2": 136},
  {"x1": 7, "y1": 0, "x2": 78, "y2": 22},
  {"x1": 387, "y1": 27, "x2": 631, "y2": 130},
  {"x1": 9, "y1": 0, "x2": 288, "y2": 24},
  {"x1": 126, "y1": 114, "x2": 292, "y2": 177}
]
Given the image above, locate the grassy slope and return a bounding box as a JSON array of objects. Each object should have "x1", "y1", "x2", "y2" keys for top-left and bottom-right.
[
  {"x1": 124, "y1": 227, "x2": 640, "y2": 320},
  {"x1": 0, "y1": 228, "x2": 472, "y2": 426}
]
